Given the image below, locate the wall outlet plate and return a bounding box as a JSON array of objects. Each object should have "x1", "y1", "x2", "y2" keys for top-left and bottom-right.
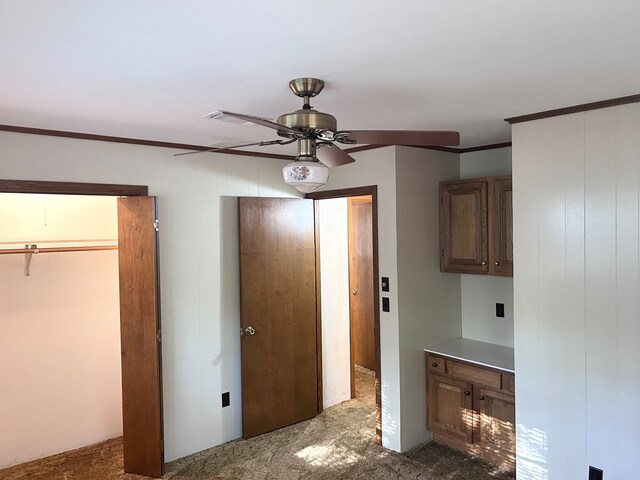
[
  {"x1": 588, "y1": 466, "x2": 603, "y2": 480},
  {"x1": 222, "y1": 392, "x2": 230, "y2": 408},
  {"x1": 496, "y1": 303, "x2": 505, "y2": 318},
  {"x1": 381, "y1": 277, "x2": 389, "y2": 292}
]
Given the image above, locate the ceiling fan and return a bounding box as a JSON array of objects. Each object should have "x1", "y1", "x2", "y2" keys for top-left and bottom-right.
[{"x1": 178, "y1": 78, "x2": 460, "y2": 192}]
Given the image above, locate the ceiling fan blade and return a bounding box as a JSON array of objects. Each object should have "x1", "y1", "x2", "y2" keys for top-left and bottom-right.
[
  {"x1": 338, "y1": 130, "x2": 460, "y2": 147},
  {"x1": 204, "y1": 110, "x2": 300, "y2": 136},
  {"x1": 316, "y1": 143, "x2": 356, "y2": 167},
  {"x1": 174, "y1": 139, "x2": 292, "y2": 157}
]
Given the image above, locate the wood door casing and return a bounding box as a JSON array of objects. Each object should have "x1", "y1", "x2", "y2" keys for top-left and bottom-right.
[
  {"x1": 348, "y1": 196, "x2": 376, "y2": 372},
  {"x1": 476, "y1": 387, "x2": 516, "y2": 456},
  {"x1": 427, "y1": 374, "x2": 474, "y2": 443},
  {"x1": 490, "y1": 177, "x2": 513, "y2": 276},
  {"x1": 440, "y1": 180, "x2": 489, "y2": 273},
  {"x1": 117, "y1": 196, "x2": 164, "y2": 478},
  {"x1": 239, "y1": 197, "x2": 318, "y2": 439}
]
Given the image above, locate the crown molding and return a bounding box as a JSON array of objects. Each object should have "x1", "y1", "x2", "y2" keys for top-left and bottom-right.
[
  {"x1": 0, "y1": 124, "x2": 296, "y2": 160},
  {"x1": 505, "y1": 94, "x2": 640, "y2": 124},
  {"x1": 0, "y1": 123, "x2": 513, "y2": 159}
]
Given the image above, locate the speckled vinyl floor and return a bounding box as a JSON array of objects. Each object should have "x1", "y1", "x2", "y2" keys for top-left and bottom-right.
[{"x1": 0, "y1": 367, "x2": 515, "y2": 480}]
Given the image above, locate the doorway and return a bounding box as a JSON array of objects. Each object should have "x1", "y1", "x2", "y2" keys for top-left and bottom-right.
[
  {"x1": 312, "y1": 188, "x2": 380, "y2": 443},
  {"x1": 237, "y1": 186, "x2": 382, "y2": 444},
  {"x1": 0, "y1": 180, "x2": 163, "y2": 478}
]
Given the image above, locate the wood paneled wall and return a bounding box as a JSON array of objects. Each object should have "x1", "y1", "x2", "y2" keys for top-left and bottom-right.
[
  {"x1": 0, "y1": 131, "x2": 299, "y2": 463},
  {"x1": 512, "y1": 103, "x2": 640, "y2": 480}
]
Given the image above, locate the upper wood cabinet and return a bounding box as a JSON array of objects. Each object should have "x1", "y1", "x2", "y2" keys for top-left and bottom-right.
[
  {"x1": 490, "y1": 177, "x2": 513, "y2": 276},
  {"x1": 440, "y1": 179, "x2": 489, "y2": 274},
  {"x1": 440, "y1": 176, "x2": 513, "y2": 276}
]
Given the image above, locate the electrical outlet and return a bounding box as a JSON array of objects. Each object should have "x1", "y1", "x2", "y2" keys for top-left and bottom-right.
[
  {"x1": 381, "y1": 277, "x2": 389, "y2": 292},
  {"x1": 222, "y1": 392, "x2": 230, "y2": 408},
  {"x1": 496, "y1": 303, "x2": 505, "y2": 318},
  {"x1": 588, "y1": 466, "x2": 603, "y2": 480}
]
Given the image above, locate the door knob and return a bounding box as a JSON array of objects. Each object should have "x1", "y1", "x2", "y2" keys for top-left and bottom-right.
[
  {"x1": 494, "y1": 261, "x2": 500, "y2": 266},
  {"x1": 481, "y1": 261, "x2": 486, "y2": 266},
  {"x1": 479, "y1": 395, "x2": 486, "y2": 401},
  {"x1": 244, "y1": 326, "x2": 256, "y2": 336},
  {"x1": 352, "y1": 290, "x2": 358, "y2": 296},
  {"x1": 464, "y1": 391, "x2": 471, "y2": 396}
]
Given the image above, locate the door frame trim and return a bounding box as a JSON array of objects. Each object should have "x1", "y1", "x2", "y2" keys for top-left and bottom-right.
[
  {"x1": 0, "y1": 179, "x2": 148, "y2": 196},
  {"x1": 0, "y1": 178, "x2": 163, "y2": 475},
  {"x1": 307, "y1": 185, "x2": 382, "y2": 445}
]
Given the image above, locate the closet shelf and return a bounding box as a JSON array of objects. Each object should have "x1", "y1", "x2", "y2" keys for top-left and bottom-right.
[
  {"x1": 0, "y1": 244, "x2": 118, "y2": 276},
  {"x1": 0, "y1": 245, "x2": 118, "y2": 255}
]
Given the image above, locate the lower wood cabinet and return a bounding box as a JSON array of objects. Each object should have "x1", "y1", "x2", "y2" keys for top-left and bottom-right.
[
  {"x1": 425, "y1": 353, "x2": 515, "y2": 469},
  {"x1": 427, "y1": 374, "x2": 474, "y2": 443}
]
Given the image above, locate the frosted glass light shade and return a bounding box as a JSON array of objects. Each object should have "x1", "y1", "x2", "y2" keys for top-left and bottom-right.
[{"x1": 282, "y1": 160, "x2": 329, "y2": 193}]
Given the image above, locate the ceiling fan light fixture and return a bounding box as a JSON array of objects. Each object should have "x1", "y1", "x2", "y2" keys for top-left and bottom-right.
[{"x1": 282, "y1": 159, "x2": 329, "y2": 193}]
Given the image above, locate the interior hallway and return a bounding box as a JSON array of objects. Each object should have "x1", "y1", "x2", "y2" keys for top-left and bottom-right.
[{"x1": 0, "y1": 368, "x2": 514, "y2": 480}]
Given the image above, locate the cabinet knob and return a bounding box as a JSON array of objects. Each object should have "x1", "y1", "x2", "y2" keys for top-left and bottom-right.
[
  {"x1": 432, "y1": 362, "x2": 438, "y2": 368},
  {"x1": 464, "y1": 391, "x2": 471, "y2": 396},
  {"x1": 481, "y1": 261, "x2": 486, "y2": 266},
  {"x1": 479, "y1": 395, "x2": 486, "y2": 401},
  {"x1": 494, "y1": 261, "x2": 500, "y2": 266}
]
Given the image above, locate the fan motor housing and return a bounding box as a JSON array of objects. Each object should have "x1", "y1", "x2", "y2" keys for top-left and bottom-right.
[{"x1": 276, "y1": 109, "x2": 337, "y2": 136}]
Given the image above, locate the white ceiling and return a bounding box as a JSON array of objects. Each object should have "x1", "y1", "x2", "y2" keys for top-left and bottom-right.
[{"x1": 1, "y1": 1, "x2": 639, "y2": 154}]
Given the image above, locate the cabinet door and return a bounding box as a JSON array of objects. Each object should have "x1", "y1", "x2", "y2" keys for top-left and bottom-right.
[
  {"x1": 476, "y1": 387, "x2": 516, "y2": 456},
  {"x1": 427, "y1": 374, "x2": 474, "y2": 443},
  {"x1": 440, "y1": 180, "x2": 488, "y2": 273},
  {"x1": 490, "y1": 177, "x2": 513, "y2": 276}
]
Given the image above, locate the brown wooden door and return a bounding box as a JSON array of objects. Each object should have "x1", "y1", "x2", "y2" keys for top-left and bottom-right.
[
  {"x1": 117, "y1": 196, "x2": 163, "y2": 478},
  {"x1": 490, "y1": 177, "x2": 513, "y2": 276},
  {"x1": 440, "y1": 180, "x2": 488, "y2": 273},
  {"x1": 476, "y1": 387, "x2": 516, "y2": 456},
  {"x1": 348, "y1": 196, "x2": 376, "y2": 371},
  {"x1": 427, "y1": 374, "x2": 474, "y2": 443},
  {"x1": 239, "y1": 197, "x2": 318, "y2": 438}
]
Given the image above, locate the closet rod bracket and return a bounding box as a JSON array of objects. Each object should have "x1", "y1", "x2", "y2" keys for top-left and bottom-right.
[{"x1": 24, "y1": 244, "x2": 38, "y2": 277}]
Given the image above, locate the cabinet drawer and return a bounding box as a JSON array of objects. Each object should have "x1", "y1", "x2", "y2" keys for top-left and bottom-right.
[
  {"x1": 426, "y1": 354, "x2": 446, "y2": 374},
  {"x1": 447, "y1": 360, "x2": 501, "y2": 390}
]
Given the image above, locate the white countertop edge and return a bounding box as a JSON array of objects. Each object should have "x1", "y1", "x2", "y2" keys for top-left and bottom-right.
[{"x1": 424, "y1": 338, "x2": 514, "y2": 373}]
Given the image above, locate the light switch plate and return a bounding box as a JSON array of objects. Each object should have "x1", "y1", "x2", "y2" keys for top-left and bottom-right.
[{"x1": 382, "y1": 297, "x2": 390, "y2": 312}]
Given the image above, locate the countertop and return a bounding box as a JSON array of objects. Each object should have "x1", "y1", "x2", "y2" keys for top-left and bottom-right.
[{"x1": 424, "y1": 338, "x2": 514, "y2": 373}]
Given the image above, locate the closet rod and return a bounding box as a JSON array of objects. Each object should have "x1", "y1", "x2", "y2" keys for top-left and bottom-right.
[{"x1": 0, "y1": 245, "x2": 118, "y2": 255}]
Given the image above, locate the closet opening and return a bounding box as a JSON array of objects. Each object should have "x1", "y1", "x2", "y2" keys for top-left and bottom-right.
[{"x1": 0, "y1": 180, "x2": 163, "y2": 478}]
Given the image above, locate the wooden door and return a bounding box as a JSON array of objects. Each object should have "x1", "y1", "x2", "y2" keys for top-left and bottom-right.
[
  {"x1": 427, "y1": 374, "x2": 474, "y2": 443},
  {"x1": 117, "y1": 196, "x2": 163, "y2": 478},
  {"x1": 348, "y1": 196, "x2": 376, "y2": 372},
  {"x1": 440, "y1": 180, "x2": 489, "y2": 273},
  {"x1": 490, "y1": 177, "x2": 513, "y2": 276},
  {"x1": 476, "y1": 387, "x2": 516, "y2": 456},
  {"x1": 239, "y1": 197, "x2": 318, "y2": 438}
]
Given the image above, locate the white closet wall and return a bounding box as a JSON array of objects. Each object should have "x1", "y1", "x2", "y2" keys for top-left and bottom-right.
[{"x1": 0, "y1": 194, "x2": 121, "y2": 468}]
